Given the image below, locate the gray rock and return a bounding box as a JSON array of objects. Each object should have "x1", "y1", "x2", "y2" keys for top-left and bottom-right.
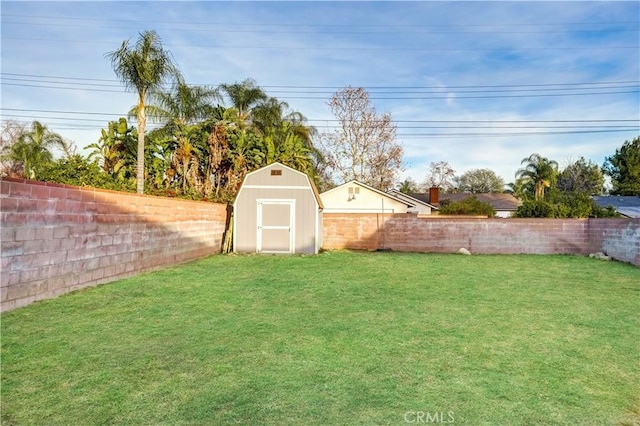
[{"x1": 589, "y1": 252, "x2": 611, "y2": 261}]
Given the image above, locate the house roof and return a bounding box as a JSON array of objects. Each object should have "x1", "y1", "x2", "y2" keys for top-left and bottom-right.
[
  {"x1": 321, "y1": 180, "x2": 415, "y2": 207},
  {"x1": 407, "y1": 192, "x2": 434, "y2": 205},
  {"x1": 408, "y1": 192, "x2": 522, "y2": 211},
  {"x1": 441, "y1": 193, "x2": 522, "y2": 211},
  {"x1": 593, "y1": 196, "x2": 640, "y2": 218},
  {"x1": 387, "y1": 190, "x2": 439, "y2": 209}
]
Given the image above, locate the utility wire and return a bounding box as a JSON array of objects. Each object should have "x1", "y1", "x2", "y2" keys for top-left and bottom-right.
[
  {"x1": 4, "y1": 36, "x2": 638, "y2": 51},
  {"x1": 2, "y1": 73, "x2": 639, "y2": 93},
  {"x1": 3, "y1": 76, "x2": 639, "y2": 95},
  {"x1": 3, "y1": 108, "x2": 638, "y2": 124},
  {"x1": 4, "y1": 19, "x2": 639, "y2": 35},
  {"x1": 2, "y1": 82, "x2": 638, "y2": 99},
  {"x1": 3, "y1": 13, "x2": 638, "y2": 28}
]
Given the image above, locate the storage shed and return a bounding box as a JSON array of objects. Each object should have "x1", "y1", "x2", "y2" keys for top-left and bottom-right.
[{"x1": 233, "y1": 162, "x2": 323, "y2": 254}]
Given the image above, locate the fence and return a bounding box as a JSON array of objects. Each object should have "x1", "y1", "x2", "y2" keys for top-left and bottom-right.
[
  {"x1": 322, "y1": 213, "x2": 640, "y2": 266},
  {"x1": 1, "y1": 178, "x2": 228, "y2": 311},
  {"x1": 3, "y1": 183, "x2": 638, "y2": 312}
]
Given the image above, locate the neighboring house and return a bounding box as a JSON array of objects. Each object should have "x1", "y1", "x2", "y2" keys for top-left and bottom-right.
[
  {"x1": 321, "y1": 180, "x2": 416, "y2": 213},
  {"x1": 233, "y1": 162, "x2": 323, "y2": 254},
  {"x1": 405, "y1": 188, "x2": 522, "y2": 218},
  {"x1": 387, "y1": 189, "x2": 438, "y2": 215},
  {"x1": 593, "y1": 196, "x2": 640, "y2": 218}
]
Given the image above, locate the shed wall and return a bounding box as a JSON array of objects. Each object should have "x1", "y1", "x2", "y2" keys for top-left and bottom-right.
[
  {"x1": 235, "y1": 187, "x2": 319, "y2": 253},
  {"x1": 234, "y1": 164, "x2": 321, "y2": 254}
]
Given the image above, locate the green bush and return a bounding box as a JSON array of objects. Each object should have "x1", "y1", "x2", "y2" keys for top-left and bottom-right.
[
  {"x1": 38, "y1": 155, "x2": 135, "y2": 192},
  {"x1": 514, "y1": 200, "x2": 563, "y2": 218},
  {"x1": 438, "y1": 196, "x2": 496, "y2": 217},
  {"x1": 514, "y1": 191, "x2": 620, "y2": 218}
]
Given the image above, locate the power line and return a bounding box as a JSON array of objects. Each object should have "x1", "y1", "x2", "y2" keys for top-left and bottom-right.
[
  {"x1": 4, "y1": 113, "x2": 637, "y2": 131},
  {"x1": 3, "y1": 13, "x2": 638, "y2": 28},
  {"x1": 2, "y1": 72, "x2": 638, "y2": 90},
  {"x1": 2, "y1": 82, "x2": 638, "y2": 99},
  {"x1": 4, "y1": 19, "x2": 639, "y2": 35},
  {"x1": 4, "y1": 112, "x2": 637, "y2": 135},
  {"x1": 396, "y1": 129, "x2": 639, "y2": 138},
  {"x1": 3, "y1": 77, "x2": 640, "y2": 95},
  {"x1": 3, "y1": 108, "x2": 639, "y2": 124},
  {"x1": 4, "y1": 36, "x2": 638, "y2": 51},
  {"x1": 1, "y1": 73, "x2": 116, "y2": 83}
]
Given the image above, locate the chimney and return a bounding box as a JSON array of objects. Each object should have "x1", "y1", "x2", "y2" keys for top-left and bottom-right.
[{"x1": 430, "y1": 187, "x2": 440, "y2": 205}]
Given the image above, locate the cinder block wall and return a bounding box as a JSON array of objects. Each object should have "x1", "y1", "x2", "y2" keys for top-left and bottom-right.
[
  {"x1": 1, "y1": 178, "x2": 228, "y2": 311},
  {"x1": 589, "y1": 218, "x2": 640, "y2": 265},
  {"x1": 322, "y1": 213, "x2": 640, "y2": 266}
]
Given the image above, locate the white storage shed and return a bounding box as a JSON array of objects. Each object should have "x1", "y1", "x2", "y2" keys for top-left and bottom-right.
[{"x1": 233, "y1": 162, "x2": 323, "y2": 254}]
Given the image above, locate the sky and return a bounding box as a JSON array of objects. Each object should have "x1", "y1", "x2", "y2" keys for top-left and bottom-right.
[{"x1": 1, "y1": 1, "x2": 639, "y2": 188}]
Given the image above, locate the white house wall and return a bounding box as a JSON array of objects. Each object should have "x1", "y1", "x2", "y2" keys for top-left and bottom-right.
[{"x1": 321, "y1": 184, "x2": 411, "y2": 213}]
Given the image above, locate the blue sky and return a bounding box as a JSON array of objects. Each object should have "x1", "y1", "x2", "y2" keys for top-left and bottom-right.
[{"x1": 2, "y1": 1, "x2": 639, "y2": 187}]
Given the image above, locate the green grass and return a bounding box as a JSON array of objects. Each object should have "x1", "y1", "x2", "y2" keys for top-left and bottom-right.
[{"x1": 2, "y1": 251, "x2": 639, "y2": 425}]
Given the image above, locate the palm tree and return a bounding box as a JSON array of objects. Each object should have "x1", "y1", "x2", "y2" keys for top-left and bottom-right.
[
  {"x1": 106, "y1": 30, "x2": 180, "y2": 194},
  {"x1": 219, "y1": 79, "x2": 267, "y2": 124},
  {"x1": 143, "y1": 80, "x2": 221, "y2": 128},
  {"x1": 252, "y1": 97, "x2": 319, "y2": 170},
  {"x1": 397, "y1": 178, "x2": 418, "y2": 194},
  {"x1": 5, "y1": 121, "x2": 65, "y2": 179},
  {"x1": 142, "y1": 81, "x2": 222, "y2": 194},
  {"x1": 515, "y1": 153, "x2": 559, "y2": 201}
]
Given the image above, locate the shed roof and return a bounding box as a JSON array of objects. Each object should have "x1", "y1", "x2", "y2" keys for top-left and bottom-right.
[{"x1": 236, "y1": 162, "x2": 324, "y2": 209}]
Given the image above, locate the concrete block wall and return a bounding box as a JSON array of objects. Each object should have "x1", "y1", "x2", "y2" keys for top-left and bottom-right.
[
  {"x1": 589, "y1": 218, "x2": 640, "y2": 266},
  {"x1": 1, "y1": 178, "x2": 228, "y2": 311},
  {"x1": 322, "y1": 213, "x2": 640, "y2": 266}
]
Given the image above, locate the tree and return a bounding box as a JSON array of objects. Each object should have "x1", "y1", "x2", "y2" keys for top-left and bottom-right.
[
  {"x1": 143, "y1": 81, "x2": 221, "y2": 193},
  {"x1": 106, "y1": 30, "x2": 180, "y2": 194},
  {"x1": 438, "y1": 196, "x2": 496, "y2": 217},
  {"x1": 1, "y1": 120, "x2": 27, "y2": 177},
  {"x1": 144, "y1": 80, "x2": 220, "y2": 127},
  {"x1": 219, "y1": 79, "x2": 267, "y2": 124},
  {"x1": 319, "y1": 86, "x2": 402, "y2": 190},
  {"x1": 515, "y1": 153, "x2": 558, "y2": 201},
  {"x1": 251, "y1": 97, "x2": 319, "y2": 175},
  {"x1": 557, "y1": 157, "x2": 604, "y2": 195},
  {"x1": 39, "y1": 155, "x2": 134, "y2": 191},
  {"x1": 513, "y1": 190, "x2": 618, "y2": 218},
  {"x1": 603, "y1": 136, "x2": 640, "y2": 195},
  {"x1": 2, "y1": 120, "x2": 66, "y2": 180},
  {"x1": 455, "y1": 168, "x2": 505, "y2": 193},
  {"x1": 87, "y1": 118, "x2": 137, "y2": 181},
  {"x1": 397, "y1": 177, "x2": 418, "y2": 193},
  {"x1": 424, "y1": 161, "x2": 456, "y2": 191}
]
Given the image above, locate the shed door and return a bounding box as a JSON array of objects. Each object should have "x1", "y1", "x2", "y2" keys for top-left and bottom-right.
[{"x1": 257, "y1": 200, "x2": 295, "y2": 253}]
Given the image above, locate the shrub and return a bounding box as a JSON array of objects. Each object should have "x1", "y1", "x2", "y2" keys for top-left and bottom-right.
[
  {"x1": 438, "y1": 196, "x2": 496, "y2": 217},
  {"x1": 514, "y1": 191, "x2": 621, "y2": 218},
  {"x1": 38, "y1": 155, "x2": 135, "y2": 192}
]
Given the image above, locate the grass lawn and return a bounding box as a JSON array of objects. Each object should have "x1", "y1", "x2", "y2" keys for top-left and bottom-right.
[{"x1": 1, "y1": 251, "x2": 639, "y2": 425}]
